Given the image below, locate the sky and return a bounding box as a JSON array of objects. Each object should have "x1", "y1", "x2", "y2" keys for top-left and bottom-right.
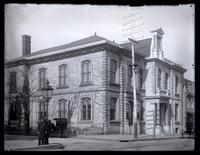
[{"x1": 4, "y1": 4, "x2": 194, "y2": 81}]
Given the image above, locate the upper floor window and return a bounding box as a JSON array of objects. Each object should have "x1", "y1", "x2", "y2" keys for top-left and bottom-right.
[
  {"x1": 128, "y1": 65, "x2": 132, "y2": 87},
  {"x1": 58, "y1": 64, "x2": 68, "y2": 87},
  {"x1": 139, "y1": 68, "x2": 143, "y2": 88},
  {"x1": 157, "y1": 68, "x2": 161, "y2": 88},
  {"x1": 39, "y1": 101, "x2": 47, "y2": 120},
  {"x1": 157, "y1": 36, "x2": 162, "y2": 49},
  {"x1": 164, "y1": 73, "x2": 168, "y2": 90},
  {"x1": 81, "y1": 60, "x2": 91, "y2": 85},
  {"x1": 58, "y1": 99, "x2": 68, "y2": 118},
  {"x1": 110, "y1": 59, "x2": 117, "y2": 84},
  {"x1": 110, "y1": 97, "x2": 117, "y2": 120},
  {"x1": 81, "y1": 97, "x2": 91, "y2": 121},
  {"x1": 9, "y1": 72, "x2": 17, "y2": 93},
  {"x1": 175, "y1": 76, "x2": 178, "y2": 93},
  {"x1": 175, "y1": 103, "x2": 179, "y2": 121},
  {"x1": 38, "y1": 68, "x2": 46, "y2": 89}
]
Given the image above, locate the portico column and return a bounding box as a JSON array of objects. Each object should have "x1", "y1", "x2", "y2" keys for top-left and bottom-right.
[
  {"x1": 123, "y1": 93, "x2": 129, "y2": 134},
  {"x1": 119, "y1": 60, "x2": 125, "y2": 134},
  {"x1": 156, "y1": 103, "x2": 161, "y2": 134}
]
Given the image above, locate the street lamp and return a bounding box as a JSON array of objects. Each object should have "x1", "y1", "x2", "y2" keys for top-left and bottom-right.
[
  {"x1": 128, "y1": 38, "x2": 138, "y2": 138},
  {"x1": 41, "y1": 79, "x2": 54, "y2": 121}
]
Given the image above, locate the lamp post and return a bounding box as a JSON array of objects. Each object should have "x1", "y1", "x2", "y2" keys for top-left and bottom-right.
[
  {"x1": 41, "y1": 79, "x2": 54, "y2": 121},
  {"x1": 128, "y1": 38, "x2": 138, "y2": 138}
]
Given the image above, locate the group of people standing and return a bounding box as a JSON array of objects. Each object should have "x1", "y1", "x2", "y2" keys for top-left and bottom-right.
[{"x1": 38, "y1": 119, "x2": 51, "y2": 145}]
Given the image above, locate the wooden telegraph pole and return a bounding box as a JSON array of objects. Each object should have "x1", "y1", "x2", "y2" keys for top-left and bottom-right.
[{"x1": 128, "y1": 38, "x2": 138, "y2": 138}]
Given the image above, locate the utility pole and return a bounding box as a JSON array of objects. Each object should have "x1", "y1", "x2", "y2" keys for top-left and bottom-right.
[{"x1": 128, "y1": 38, "x2": 138, "y2": 138}]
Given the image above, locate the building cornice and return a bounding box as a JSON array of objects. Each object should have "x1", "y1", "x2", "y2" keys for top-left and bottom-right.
[{"x1": 145, "y1": 57, "x2": 186, "y2": 73}]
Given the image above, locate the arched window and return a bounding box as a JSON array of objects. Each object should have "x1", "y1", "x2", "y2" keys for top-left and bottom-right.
[
  {"x1": 164, "y1": 73, "x2": 168, "y2": 90},
  {"x1": 38, "y1": 68, "x2": 46, "y2": 89},
  {"x1": 110, "y1": 59, "x2": 117, "y2": 84},
  {"x1": 81, "y1": 60, "x2": 91, "y2": 84},
  {"x1": 157, "y1": 68, "x2": 161, "y2": 88},
  {"x1": 39, "y1": 101, "x2": 47, "y2": 120},
  {"x1": 58, "y1": 64, "x2": 68, "y2": 87},
  {"x1": 110, "y1": 97, "x2": 117, "y2": 120},
  {"x1": 81, "y1": 97, "x2": 91, "y2": 120},
  {"x1": 10, "y1": 72, "x2": 17, "y2": 93},
  {"x1": 58, "y1": 99, "x2": 68, "y2": 118},
  {"x1": 175, "y1": 103, "x2": 179, "y2": 121},
  {"x1": 175, "y1": 76, "x2": 178, "y2": 93}
]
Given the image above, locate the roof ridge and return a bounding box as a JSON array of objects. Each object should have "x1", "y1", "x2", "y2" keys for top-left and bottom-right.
[{"x1": 26, "y1": 34, "x2": 106, "y2": 57}]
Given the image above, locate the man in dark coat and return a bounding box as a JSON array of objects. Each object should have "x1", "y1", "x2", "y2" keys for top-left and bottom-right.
[
  {"x1": 44, "y1": 119, "x2": 50, "y2": 144},
  {"x1": 38, "y1": 120, "x2": 45, "y2": 145}
]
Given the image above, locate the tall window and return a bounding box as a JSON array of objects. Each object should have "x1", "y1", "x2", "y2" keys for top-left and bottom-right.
[
  {"x1": 128, "y1": 65, "x2": 132, "y2": 87},
  {"x1": 175, "y1": 103, "x2": 179, "y2": 121},
  {"x1": 157, "y1": 36, "x2": 162, "y2": 49},
  {"x1": 157, "y1": 68, "x2": 161, "y2": 88},
  {"x1": 110, "y1": 97, "x2": 117, "y2": 120},
  {"x1": 81, "y1": 60, "x2": 91, "y2": 84},
  {"x1": 164, "y1": 73, "x2": 168, "y2": 90},
  {"x1": 154, "y1": 103, "x2": 157, "y2": 125},
  {"x1": 38, "y1": 68, "x2": 46, "y2": 89},
  {"x1": 58, "y1": 64, "x2": 68, "y2": 87},
  {"x1": 81, "y1": 97, "x2": 91, "y2": 121},
  {"x1": 139, "y1": 68, "x2": 143, "y2": 88},
  {"x1": 127, "y1": 101, "x2": 133, "y2": 125},
  {"x1": 110, "y1": 59, "x2": 117, "y2": 84},
  {"x1": 39, "y1": 101, "x2": 47, "y2": 120},
  {"x1": 175, "y1": 76, "x2": 178, "y2": 93},
  {"x1": 58, "y1": 99, "x2": 67, "y2": 118},
  {"x1": 10, "y1": 72, "x2": 17, "y2": 93}
]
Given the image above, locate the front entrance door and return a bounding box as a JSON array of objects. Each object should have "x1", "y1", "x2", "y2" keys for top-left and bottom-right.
[{"x1": 160, "y1": 103, "x2": 170, "y2": 134}]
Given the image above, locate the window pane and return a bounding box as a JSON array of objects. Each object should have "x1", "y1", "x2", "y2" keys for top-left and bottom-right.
[
  {"x1": 110, "y1": 98, "x2": 116, "y2": 120},
  {"x1": 87, "y1": 104, "x2": 91, "y2": 120}
]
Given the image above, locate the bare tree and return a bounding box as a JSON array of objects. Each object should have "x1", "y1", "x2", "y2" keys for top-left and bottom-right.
[{"x1": 15, "y1": 65, "x2": 40, "y2": 134}]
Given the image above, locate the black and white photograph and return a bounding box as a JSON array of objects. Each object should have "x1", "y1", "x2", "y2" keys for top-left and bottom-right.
[{"x1": 4, "y1": 4, "x2": 195, "y2": 151}]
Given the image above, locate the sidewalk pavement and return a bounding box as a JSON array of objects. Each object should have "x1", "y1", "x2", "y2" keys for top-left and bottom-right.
[
  {"x1": 4, "y1": 136, "x2": 64, "y2": 151},
  {"x1": 4, "y1": 134, "x2": 185, "y2": 151},
  {"x1": 75, "y1": 134, "x2": 183, "y2": 142}
]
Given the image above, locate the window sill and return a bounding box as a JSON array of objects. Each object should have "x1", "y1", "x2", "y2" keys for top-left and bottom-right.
[
  {"x1": 174, "y1": 93, "x2": 180, "y2": 98},
  {"x1": 109, "y1": 83, "x2": 120, "y2": 87},
  {"x1": 79, "y1": 120, "x2": 93, "y2": 123},
  {"x1": 175, "y1": 121, "x2": 180, "y2": 125},
  {"x1": 79, "y1": 83, "x2": 93, "y2": 87},
  {"x1": 110, "y1": 120, "x2": 120, "y2": 123},
  {"x1": 110, "y1": 121, "x2": 120, "y2": 125},
  {"x1": 56, "y1": 85, "x2": 69, "y2": 89}
]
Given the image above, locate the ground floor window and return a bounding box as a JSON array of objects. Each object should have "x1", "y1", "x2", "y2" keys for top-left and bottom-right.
[
  {"x1": 39, "y1": 102, "x2": 47, "y2": 120},
  {"x1": 58, "y1": 99, "x2": 68, "y2": 118},
  {"x1": 110, "y1": 97, "x2": 117, "y2": 120},
  {"x1": 81, "y1": 97, "x2": 91, "y2": 121},
  {"x1": 127, "y1": 101, "x2": 133, "y2": 125}
]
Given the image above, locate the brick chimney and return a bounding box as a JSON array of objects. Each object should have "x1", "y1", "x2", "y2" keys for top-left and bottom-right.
[{"x1": 22, "y1": 35, "x2": 31, "y2": 56}]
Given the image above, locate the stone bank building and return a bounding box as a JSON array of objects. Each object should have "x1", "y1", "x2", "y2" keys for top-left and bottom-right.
[{"x1": 5, "y1": 28, "x2": 190, "y2": 136}]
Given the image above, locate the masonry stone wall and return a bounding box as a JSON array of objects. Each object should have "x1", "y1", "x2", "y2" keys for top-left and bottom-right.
[
  {"x1": 4, "y1": 65, "x2": 26, "y2": 127},
  {"x1": 28, "y1": 51, "x2": 107, "y2": 129}
]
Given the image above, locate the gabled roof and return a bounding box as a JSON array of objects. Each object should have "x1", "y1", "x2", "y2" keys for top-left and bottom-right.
[
  {"x1": 24, "y1": 34, "x2": 127, "y2": 59},
  {"x1": 120, "y1": 38, "x2": 152, "y2": 57},
  {"x1": 27, "y1": 35, "x2": 107, "y2": 57}
]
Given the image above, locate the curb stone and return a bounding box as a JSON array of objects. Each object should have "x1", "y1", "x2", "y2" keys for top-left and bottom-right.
[{"x1": 8, "y1": 143, "x2": 64, "y2": 151}]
